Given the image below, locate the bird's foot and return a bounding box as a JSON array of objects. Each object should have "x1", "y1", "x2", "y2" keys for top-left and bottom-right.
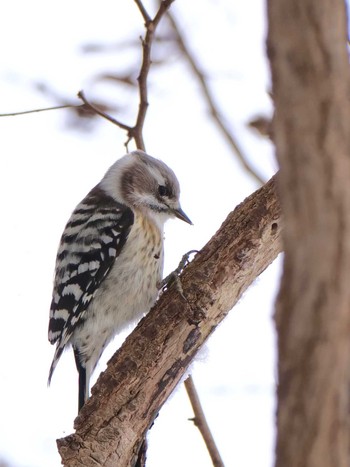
[{"x1": 160, "y1": 250, "x2": 198, "y2": 299}]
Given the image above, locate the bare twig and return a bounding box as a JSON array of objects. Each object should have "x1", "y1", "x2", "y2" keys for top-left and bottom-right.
[
  {"x1": 0, "y1": 104, "x2": 80, "y2": 117},
  {"x1": 77, "y1": 1, "x2": 174, "y2": 152},
  {"x1": 134, "y1": 0, "x2": 175, "y2": 150},
  {"x1": 166, "y1": 10, "x2": 266, "y2": 186},
  {"x1": 134, "y1": 0, "x2": 151, "y2": 23},
  {"x1": 77, "y1": 90, "x2": 132, "y2": 132},
  {"x1": 185, "y1": 375, "x2": 225, "y2": 467}
]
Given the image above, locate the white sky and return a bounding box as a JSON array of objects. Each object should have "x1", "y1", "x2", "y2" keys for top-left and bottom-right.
[{"x1": 0, "y1": 1, "x2": 280, "y2": 466}]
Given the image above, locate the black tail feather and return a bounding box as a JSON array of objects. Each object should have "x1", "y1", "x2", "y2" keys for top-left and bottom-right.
[{"x1": 74, "y1": 348, "x2": 87, "y2": 413}]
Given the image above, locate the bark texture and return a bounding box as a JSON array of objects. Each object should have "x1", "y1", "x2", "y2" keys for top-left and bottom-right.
[
  {"x1": 57, "y1": 174, "x2": 281, "y2": 467},
  {"x1": 268, "y1": 1, "x2": 350, "y2": 466}
]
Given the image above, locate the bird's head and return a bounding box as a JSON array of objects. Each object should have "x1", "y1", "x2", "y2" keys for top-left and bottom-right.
[{"x1": 101, "y1": 150, "x2": 192, "y2": 227}]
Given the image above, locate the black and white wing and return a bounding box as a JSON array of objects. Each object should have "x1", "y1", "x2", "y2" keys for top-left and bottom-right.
[{"x1": 48, "y1": 186, "x2": 134, "y2": 383}]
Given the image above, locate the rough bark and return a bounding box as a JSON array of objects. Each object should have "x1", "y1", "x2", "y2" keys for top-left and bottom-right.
[
  {"x1": 57, "y1": 174, "x2": 281, "y2": 466},
  {"x1": 268, "y1": 1, "x2": 350, "y2": 466}
]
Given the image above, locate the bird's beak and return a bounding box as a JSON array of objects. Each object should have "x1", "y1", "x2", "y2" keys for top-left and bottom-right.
[{"x1": 173, "y1": 207, "x2": 193, "y2": 225}]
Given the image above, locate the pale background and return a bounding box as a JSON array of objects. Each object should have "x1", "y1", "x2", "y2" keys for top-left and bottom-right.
[{"x1": 0, "y1": 1, "x2": 281, "y2": 466}]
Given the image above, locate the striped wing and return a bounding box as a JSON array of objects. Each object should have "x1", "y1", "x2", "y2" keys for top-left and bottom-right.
[{"x1": 48, "y1": 186, "x2": 134, "y2": 383}]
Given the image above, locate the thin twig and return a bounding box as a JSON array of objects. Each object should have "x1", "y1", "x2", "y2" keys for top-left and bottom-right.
[
  {"x1": 134, "y1": 0, "x2": 151, "y2": 24},
  {"x1": 76, "y1": 1, "x2": 174, "y2": 152},
  {"x1": 0, "y1": 104, "x2": 80, "y2": 117},
  {"x1": 134, "y1": 0, "x2": 175, "y2": 150},
  {"x1": 185, "y1": 375, "x2": 225, "y2": 467},
  {"x1": 166, "y1": 10, "x2": 265, "y2": 186},
  {"x1": 77, "y1": 90, "x2": 131, "y2": 132}
]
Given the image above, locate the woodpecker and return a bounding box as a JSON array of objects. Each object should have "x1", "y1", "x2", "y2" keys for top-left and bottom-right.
[{"x1": 48, "y1": 150, "x2": 192, "y2": 412}]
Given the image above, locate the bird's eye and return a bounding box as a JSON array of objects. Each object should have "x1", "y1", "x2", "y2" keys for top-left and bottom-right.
[{"x1": 158, "y1": 185, "x2": 169, "y2": 197}]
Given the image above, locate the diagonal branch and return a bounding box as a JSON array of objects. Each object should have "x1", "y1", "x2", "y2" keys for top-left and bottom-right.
[
  {"x1": 57, "y1": 173, "x2": 281, "y2": 467},
  {"x1": 77, "y1": 90, "x2": 131, "y2": 131},
  {"x1": 134, "y1": 0, "x2": 151, "y2": 23},
  {"x1": 166, "y1": 10, "x2": 266, "y2": 186}
]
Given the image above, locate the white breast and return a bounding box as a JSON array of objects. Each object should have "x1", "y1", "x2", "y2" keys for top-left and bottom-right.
[{"x1": 70, "y1": 212, "x2": 164, "y2": 373}]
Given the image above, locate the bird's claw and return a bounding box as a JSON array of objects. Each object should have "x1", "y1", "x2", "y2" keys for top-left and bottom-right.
[{"x1": 160, "y1": 250, "x2": 198, "y2": 299}]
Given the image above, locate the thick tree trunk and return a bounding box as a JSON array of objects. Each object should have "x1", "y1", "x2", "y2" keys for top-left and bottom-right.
[
  {"x1": 268, "y1": 1, "x2": 350, "y2": 466},
  {"x1": 57, "y1": 174, "x2": 281, "y2": 466}
]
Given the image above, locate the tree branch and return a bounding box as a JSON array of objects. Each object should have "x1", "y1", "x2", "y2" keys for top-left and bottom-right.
[
  {"x1": 134, "y1": 0, "x2": 151, "y2": 24},
  {"x1": 0, "y1": 103, "x2": 82, "y2": 117},
  {"x1": 77, "y1": 1, "x2": 174, "y2": 151},
  {"x1": 77, "y1": 90, "x2": 131, "y2": 131},
  {"x1": 184, "y1": 375, "x2": 224, "y2": 467},
  {"x1": 57, "y1": 173, "x2": 281, "y2": 467},
  {"x1": 134, "y1": 0, "x2": 175, "y2": 151}
]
